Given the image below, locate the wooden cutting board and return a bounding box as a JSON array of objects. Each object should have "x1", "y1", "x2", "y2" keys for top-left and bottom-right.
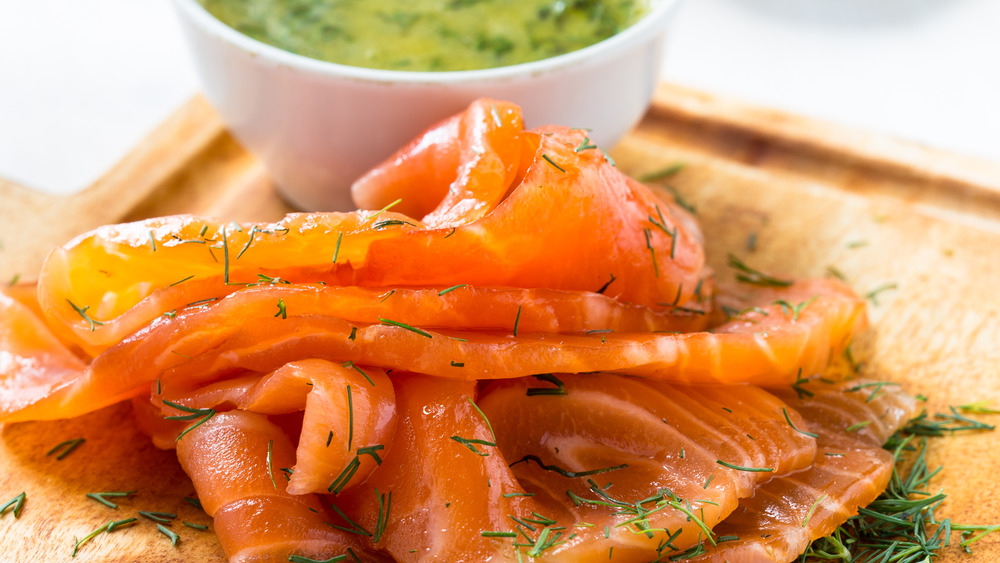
[{"x1": 1, "y1": 83, "x2": 998, "y2": 561}]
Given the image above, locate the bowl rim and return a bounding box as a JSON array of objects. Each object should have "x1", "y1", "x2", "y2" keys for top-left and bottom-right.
[{"x1": 171, "y1": 0, "x2": 681, "y2": 84}]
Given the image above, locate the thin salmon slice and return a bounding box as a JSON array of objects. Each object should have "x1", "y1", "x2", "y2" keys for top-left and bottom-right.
[
  {"x1": 476, "y1": 374, "x2": 817, "y2": 561},
  {"x1": 687, "y1": 379, "x2": 918, "y2": 562},
  {"x1": 174, "y1": 410, "x2": 368, "y2": 563},
  {"x1": 334, "y1": 373, "x2": 543, "y2": 562},
  {"x1": 34, "y1": 281, "x2": 713, "y2": 358},
  {"x1": 0, "y1": 276, "x2": 862, "y2": 423}
]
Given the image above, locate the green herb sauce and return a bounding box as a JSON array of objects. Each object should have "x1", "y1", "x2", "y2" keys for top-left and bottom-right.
[{"x1": 198, "y1": 0, "x2": 650, "y2": 72}]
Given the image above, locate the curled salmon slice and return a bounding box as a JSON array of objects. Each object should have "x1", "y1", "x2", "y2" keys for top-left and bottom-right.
[
  {"x1": 351, "y1": 100, "x2": 526, "y2": 222},
  {"x1": 335, "y1": 373, "x2": 542, "y2": 562},
  {"x1": 175, "y1": 410, "x2": 366, "y2": 562},
  {"x1": 0, "y1": 277, "x2": 862, "y2": 423},
  {"x1": 476, "y1": 374, "x2": 816, "y2": 561},
  {"x1": 157, "y1": 359, "x2": 397, "y2": 496},
  {"x1": 687, "y1": 380, "x2": 918, "y2": 562},
  {"x1": 37, "y1": 103, "x2": 705, "y2": 353}
]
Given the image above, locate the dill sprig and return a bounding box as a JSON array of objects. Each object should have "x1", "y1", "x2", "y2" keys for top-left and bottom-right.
[
  {"x1": 727, "y1": 254, "x2": 793, "y2": 287},
  {"x1": 67, "y1": 300, "x2": 104, "y2": 331},
  {"x1": 47, "y1": 438, "x2": 86, "y2": 460},
  {"x1": 1, "y1": 492, "x2": 26, "y2": 518},
  {"x1": 639, "y1": 162, "x2": 685, "y2": 183},
  {"x1": 162, "y1": 400, "x2": 217, "y2": 441},
  {"x1": 85, "y1": 491, "x2": 136, "y2": 509},
  {"x1": 802, "y1": 407, "x2": 998, "y2": 562}
]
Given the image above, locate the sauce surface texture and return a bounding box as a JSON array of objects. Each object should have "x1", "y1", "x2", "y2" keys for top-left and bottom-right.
[{"x1": 198, "y1": 0, "x2": 649, "y2": 71}]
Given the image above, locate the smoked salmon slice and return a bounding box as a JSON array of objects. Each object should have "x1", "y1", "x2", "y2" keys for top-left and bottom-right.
[
  {"x1": 476, "y1": 374, "x2": 817, "y2": 562},
  {"x1": 335, "y1": 373, "x2": 542, "y2": 562},
  {"x1": 687, "y1": 380, "x2": 918, "y2": 562},
  {"x1": 0, "y1": 276, "x2": 863, "y2": 423},
  {"x1": 174, "y1": 410, "x2": 368, "y2": 563}
]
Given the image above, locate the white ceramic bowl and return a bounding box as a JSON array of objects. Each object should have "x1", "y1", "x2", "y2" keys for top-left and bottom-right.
[{"x1": 172, "y1": 0, "x2": 682, "y2": 211}]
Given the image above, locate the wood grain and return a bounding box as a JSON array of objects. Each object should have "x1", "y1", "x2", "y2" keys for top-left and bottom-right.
[{"x1": 1, "y1": 84, "x2": 998, "y2": 561}]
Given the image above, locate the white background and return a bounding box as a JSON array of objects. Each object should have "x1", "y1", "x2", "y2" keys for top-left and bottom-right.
[{"x1": 1, "y1": 0, "x2": 998, "y2": 196}]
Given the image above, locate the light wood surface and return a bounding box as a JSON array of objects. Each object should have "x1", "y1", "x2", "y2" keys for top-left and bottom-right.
[{"x1": 1, "y1": 84, "x2": 998, "y2": 561}]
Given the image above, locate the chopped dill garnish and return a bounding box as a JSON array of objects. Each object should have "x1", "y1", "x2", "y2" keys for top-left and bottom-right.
[
  {"x1": 490, "y1": 104, "x2": 503, "y2": 127},
  {"x1": 467, "y1": 396, "x2": 496, "y2": 441},
  {"x1": 327, "y1": 503, "x2": 371, "y2": 537},
  {"x1": 168, "y1": 275, "x2": 195, "y2": 287},
  {"x1": 791, "y1": 368, "x2": 814, "y2": 399},
  {"x1": 481, "y1": 530, "x2": 518, "y2": 537},
  {"x1": 372, "y1": 488, "x2": 392, "y2": 543},
  {"x1": 1, "y1": 492, "x2": 26, "y2": 518},
  {"x1": 72, "y1": 520, "x2": 112, "y2": 557},
  {"x1": 274, "y1": 299, "x2": 287, "y2": 319},
  {"x1": 85, "y1": 491, "x2": 136, "y2": 509},
  {"x1": 542, "y1": 154, "x2": 566, "y2": 173},
  {"x1": 510, "y1": 454, "x2": 627, "y2": 478},
  {"x1": 378, "y1": 317, "x2": 432, "y2": 338},
  {"x1": 595, "y1": 273, "x2": 616, "y2": 294},
  {"x1": 183, "y1": 521, "x2": 209, "y2": 530},
  {"x1": 727, "y1": 254, "x2": 793, "y2": 287},
  {"x1": 643, "y1": 228, "x2": 659, "y2": 278},
  {"x1": 513, "y1": 305, "x2": 523, "y2": 336},
  {"x1": 162, "y1": 400, "x2": 217, "y2": 441},
  {"x1": 373, "y1": 219, "x2": 417, "y2": 230},
  {"x1": 108, "y1": 518, "x2": 137, "y2": 532},
  {"x1": 715, "y1": 460, "x2": 774, "y2": 472},
  {"x1": 328, "y1": 445, "x2": 385, "y2": 494},
  {"x1": 526, "y1": 374, "x2": 567, "y2": 396},
  {"x1": 782, "y1": 407, "x2": 819, "y2": 438},
  {"x1": 366, "y1": 198, "x2": 402, "y2": 221},
  {"x1": 450, "y1": 435, "x2": 496, "y2": 456},
  {"x1": 959, "y1": 401, "x2": 1000, "y2": 414},
  {"x1": 661, "y1": 184, "x2": 696, "y2": 214},
  {"x1": 157, "y1": 523, "x2": 180, "y2": 546},
  {"x1": 845, "y1": 420, "x2": 872, "y2": 432},
  {"x1": 802, "y1": 494, "x2": 827, "y2": 527},
  {"x1": 67, "y1": 300, "x2": 104, "y2": 331},
  {"x1": 138, "y1": 511, "x2": 177, "y2": 523},
  {"x1": 865, "y1": 282, "x2": 898, "y2": 306},
  {"x1": 438, "y1": 284, "x2": 466, "y2": 296},
  {"x1": 902, "y1": 407, "x2": 995, "y2": 435},
  {"x1": 575, "y1": 136, "x2": 597, "y2": 152},
  {"x1": 346, "y1": 385, "x2": 354, "y2": 451},
  {"x1": 332, "y1": 231, "x2": 343, "y2": 263},
  {"x1": 845, "y1": 381, "x2": 901, "y2": 403},
  {"x1": 348, "y1": 326, "x2": 357, "y2": 341},
  {"x1": 341, "y1": 361, "x2": 375, "y2": 386},
  {"x1": 47, "y1": 438, "x2": 86, "y2": 460},
  {"x1": 826, "y1": 265, "x2": 848, "y2": 282},
  {"x1": 639, "y1": 162, "x2": 685, "y2": 182}
]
